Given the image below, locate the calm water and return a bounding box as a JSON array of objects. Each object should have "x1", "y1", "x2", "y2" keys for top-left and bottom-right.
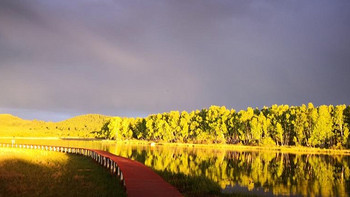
[{"x1": 1, "y1": 138, "x2": 349, "y2": 197}]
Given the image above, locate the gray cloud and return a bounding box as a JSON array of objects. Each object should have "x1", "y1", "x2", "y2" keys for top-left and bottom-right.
[{"x1": 0, "y1": 0, "x2": 349, "y2": 121}]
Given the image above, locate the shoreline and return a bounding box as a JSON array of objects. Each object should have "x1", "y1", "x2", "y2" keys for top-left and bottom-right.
[
  {"x1": 115, "y1": 139, "x2": 350, "y2": 155},
  {"x1": 0, "y1": 136, "x2": 60, "y2": 140},
  {"x1": 1, "y1": 136, "x2": 350, "y2": 155}
]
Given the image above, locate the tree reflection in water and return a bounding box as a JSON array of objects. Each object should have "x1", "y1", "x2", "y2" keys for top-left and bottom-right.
[{"x1": 110, "y1": 145, "x2": 350, "y2": 197}]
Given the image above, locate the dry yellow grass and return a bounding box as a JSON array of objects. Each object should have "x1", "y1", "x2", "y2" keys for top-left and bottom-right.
[{"x1": 0, "y1": 147, "x2": 125, "y2": 197}]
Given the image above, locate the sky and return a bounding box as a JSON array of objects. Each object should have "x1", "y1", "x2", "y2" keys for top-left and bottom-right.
[{"x1": 0, "y1": 0, "x2": 350, "y2": 121}]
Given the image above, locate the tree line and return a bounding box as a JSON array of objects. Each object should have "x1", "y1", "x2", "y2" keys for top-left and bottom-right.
[{"x1": 96, "y1": 103, "x2": 350, "y2": 148}]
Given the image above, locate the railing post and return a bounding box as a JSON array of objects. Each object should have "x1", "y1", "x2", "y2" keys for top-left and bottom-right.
[
  {"x1": 110, "y1": 160, "x2": 114, "y2": 173},
  {"x1": 120, "y1": 172, "x2": 123, "y2": 181}
]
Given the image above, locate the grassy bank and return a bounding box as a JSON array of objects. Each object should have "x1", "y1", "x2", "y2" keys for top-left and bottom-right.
[
  {"x1": 115, "y1": 139, "x2": 350, "y2": 155},
  {"x1": 0, "y1": 148, "x2": 126, "y2": 197},
  {"x1": 1, "y1": 136, "x2": 350, "y2": 155}
]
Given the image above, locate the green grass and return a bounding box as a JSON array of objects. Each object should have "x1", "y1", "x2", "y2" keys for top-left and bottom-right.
[
  {"x1": 154, "y1": 170, "x2": 259, "y2": 197},
  {"x1": 0, "y1": 148, "x2": 126, "y2": 197},
  {"x1": 116, "y1": 139, "x2": 350, "y2": 156},
  {"x1": 154, "y1": 170, "x2": 221, "y2": 197}
]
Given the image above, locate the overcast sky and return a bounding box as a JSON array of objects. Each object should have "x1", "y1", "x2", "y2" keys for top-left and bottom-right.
[{"x1": 0, "y1": 0, "x2": 349, "y2": 121}]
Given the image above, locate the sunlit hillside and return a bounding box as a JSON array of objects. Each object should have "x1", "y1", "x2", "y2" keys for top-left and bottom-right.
[{"x1": 0, "y1": 114, "x2": 110, "y2": 137}]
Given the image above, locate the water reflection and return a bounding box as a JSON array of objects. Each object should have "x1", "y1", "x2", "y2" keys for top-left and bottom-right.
[
  {"x1": 1, "y1": 138, "x2": 349, "y2": 197},
  {"x1": 111, "y1": 146, "x2": 349, "y2": 197}
]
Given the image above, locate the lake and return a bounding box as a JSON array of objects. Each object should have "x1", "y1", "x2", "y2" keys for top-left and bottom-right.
[{"x1": 1, "y1": 138, "x2": 349, "y2": 197}]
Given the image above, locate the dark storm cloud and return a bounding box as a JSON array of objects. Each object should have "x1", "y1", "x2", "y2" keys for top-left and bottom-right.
[{"x1": 0, "y1": 0, "x2": 349, "y2": 121}]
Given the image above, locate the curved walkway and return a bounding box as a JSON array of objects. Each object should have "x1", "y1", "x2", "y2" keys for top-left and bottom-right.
[
  {"x1": 93, "y1": 150, "x2": 182, "y2": 197},
  {"x1": 0, "y1": 143, "x2": 183, "y2": 197}
]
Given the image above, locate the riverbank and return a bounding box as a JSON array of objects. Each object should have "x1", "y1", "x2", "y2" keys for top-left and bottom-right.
[
  {"x1": 115, "y1": 139, "x2": 350, "y2": 155},
  {"x1": 1, "y1": 136, "x2": 350, "y2": 155}
]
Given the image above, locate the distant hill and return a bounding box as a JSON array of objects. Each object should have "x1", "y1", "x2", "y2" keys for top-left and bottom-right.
[
  {"x1": 0, "y1": 114, "x2": 25, "y2": 122},
  {"x1": 0, "y1": 114, "x2": 111, "y2": 137}
]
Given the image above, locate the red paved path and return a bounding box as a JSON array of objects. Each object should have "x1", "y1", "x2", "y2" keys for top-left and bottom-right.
[{"x1": 92, "y1": 150, "x2": 183, "y2": 197}]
